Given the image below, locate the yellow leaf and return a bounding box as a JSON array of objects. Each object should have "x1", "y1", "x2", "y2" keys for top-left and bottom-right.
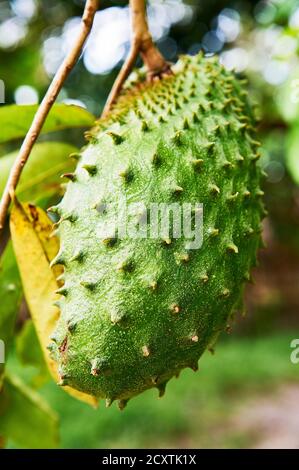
[
  {"x1": 22, "y1": 203, "x2": 62, "y2": 281},
  {"x1": 10, "y1": 200, "x2": 98, "y2": 408}
]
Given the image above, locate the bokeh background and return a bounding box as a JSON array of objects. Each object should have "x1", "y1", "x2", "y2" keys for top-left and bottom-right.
[{"x1": 1, "y1": 0, "x2": 299, "y2": 449}]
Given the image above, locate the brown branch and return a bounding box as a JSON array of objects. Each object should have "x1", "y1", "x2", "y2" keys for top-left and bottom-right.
[
  {"x1": 101, "y1": 41, "x2": 140, "y2": 118},
  {"x1": 0, "y1": 0, "x2": 99, "y2": 234},
  {"x1": 102, "y1": 0, "x2": 171, "y2": 118}
]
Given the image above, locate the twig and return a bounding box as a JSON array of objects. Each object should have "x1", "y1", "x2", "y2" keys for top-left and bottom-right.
[
  {"x1": 102, "y1": 0, "x2": 171, "y2": 118},
  {"x1": 0, "y1": 0, "x2": 99, "y2": 234}
]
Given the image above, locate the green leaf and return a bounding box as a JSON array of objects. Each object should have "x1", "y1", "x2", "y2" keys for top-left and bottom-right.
[
  {"x1": 0, "y1": 142, "x2": 77, "y2": 203},
  {"x1": 0, "y1": 242, "x2": 22, "y2": 385},
  {"x1": 0, "y1": 104, "x2": 95, "y2": 144},
  {"x1": 16, "y1": 319, "x2": 50, "y2": 388},
  {"x1": 286, "y1": 124, "x2": 299, "y2": 185},
  {"x1": 0, "y1": 373, "x2": 59, "y2": 448}
]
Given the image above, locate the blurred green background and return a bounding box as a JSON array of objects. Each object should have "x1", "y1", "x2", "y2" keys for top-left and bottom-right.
[{"x1": 1, "y1": 0, "x2": 299, "y2": 449}]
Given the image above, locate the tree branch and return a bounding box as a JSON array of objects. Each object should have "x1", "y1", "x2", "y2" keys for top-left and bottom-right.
[
  {"x1": 0, "y1": 0, "x2": 99, "y2": 234},
  {"x1": 102, "y1": 0, "x2": 171, "y2": 118}
]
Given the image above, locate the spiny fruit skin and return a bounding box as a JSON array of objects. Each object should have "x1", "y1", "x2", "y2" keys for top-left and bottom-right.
[{"x1": 49, "y1": 52, "x2": 264, "y2": 407}]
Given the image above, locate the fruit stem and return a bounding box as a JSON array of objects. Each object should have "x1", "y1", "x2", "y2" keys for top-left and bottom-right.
[
  {"x1": 101, "y1": 0, "x2": 171, "y2": 118},
  {"x1": 0, "y1": 0, "x2": 99, "y2": 237}
]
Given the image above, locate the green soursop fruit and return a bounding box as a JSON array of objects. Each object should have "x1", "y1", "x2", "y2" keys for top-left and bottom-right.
[{"x1": 49, "y1": 53, "x2": 264, "y2": 408}]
